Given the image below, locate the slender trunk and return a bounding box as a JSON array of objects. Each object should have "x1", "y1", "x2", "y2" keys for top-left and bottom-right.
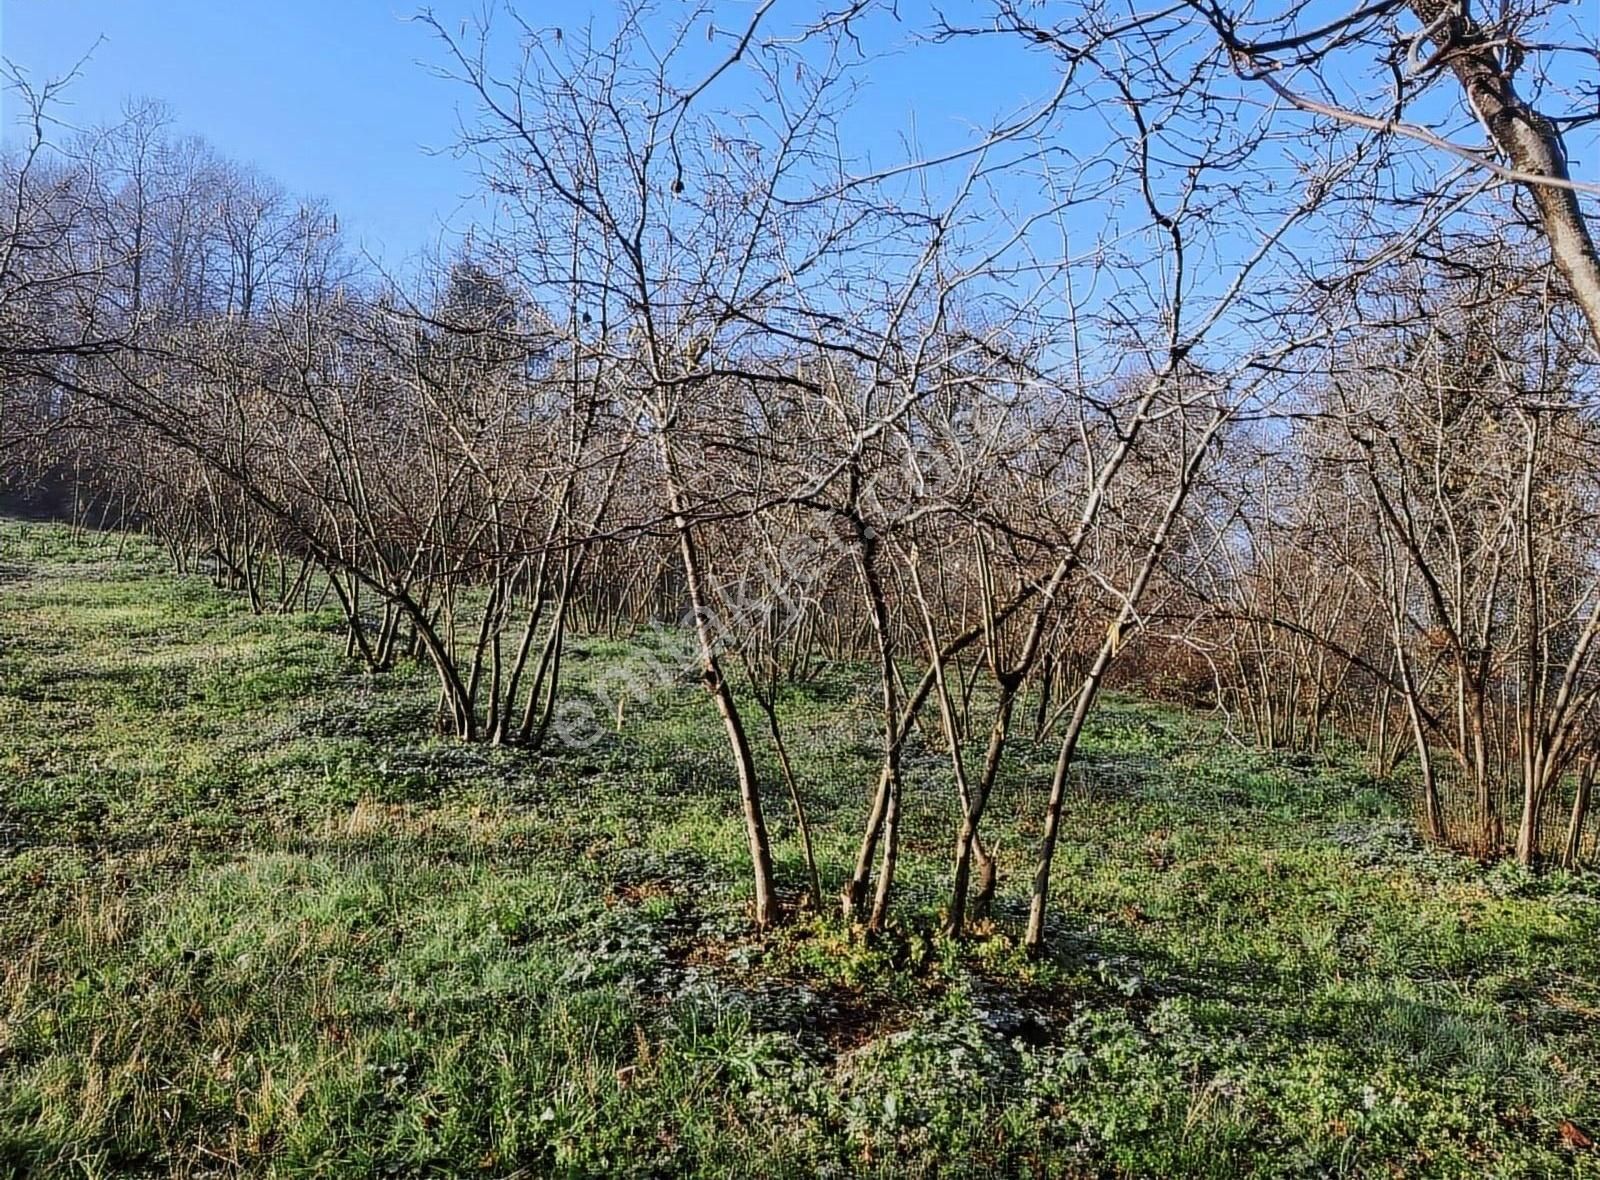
[
  {"x1": 1026, "y1": 636, "x2": 1113, "y2": 952},
  {"x1": 844, "y1": 766, "x2": 891, "y2": 921},
  {"x1": 842, "y1": 601, "x2": 1041, "y2": 920},
  {"x1": 755, "y1": 688, "x2": 822, "y2": 910},
  {"x1": 373, "y1": 604, "x2": 398, "y2": 670},
  {"x1": 463, "y1": 573, "x2": 503, "y2": 727},
  {"x1": 949, "y1": 683, "x2": 1017, "y2": 936},
  {"x1": 1394, "y1": 617, "x2": 1444, "y2": 844},
  {"x1": 1026, "y1": 411, "x2": 1224, "y2": 951},
  {"x1": 1515, "y1": 735, "x2": 1558, "y2": 867},
  {"x1": 857, "y1": 527, "x2": 902, "y2": 934},
  {"x1": 867, "y1": 764, "x2": 902, "y2": 934},
  {"x1": 329, "y1": 570, "x2": 380, "y2": 670},
  {"x1": 1033, "y1": 653, "x2": 1055, "y2": 739},
  {"x1": 661, "y1": 439, "x2": 779, "y2": 928},
  {"x1": 526, "y1": 605, "x2": 569, "y2": 749},
  {"x1": 1562, "y1": 758, "x2": 1593, "y2": 869},
  {"x1": 1408, "y1": 695, "x2": 1444, "y2": 846},
  {"x1": 498, "y1": 567, "x2": 549, "y2": 744}
]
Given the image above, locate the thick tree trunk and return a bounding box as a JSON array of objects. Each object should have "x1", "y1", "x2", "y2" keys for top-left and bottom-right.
[{"x1": 1411, "y1": 0, "x2": 1600, "y2": 350}]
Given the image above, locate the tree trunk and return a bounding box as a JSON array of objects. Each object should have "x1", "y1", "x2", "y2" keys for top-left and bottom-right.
[
  {"x1": 661, "y1": 438, "x2": 779, "y2": 929},
  {"x1": 1562, "y1": 758, "x2": 1593, "y2": 870},
  {"x1": 1410, "y1": 0, "x2": 1600, "y2": 350}
]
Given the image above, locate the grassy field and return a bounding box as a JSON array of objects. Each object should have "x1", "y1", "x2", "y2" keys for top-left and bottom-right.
[{"x1": 1, "y1": 519, "x2": 1598, "y2": 1178}]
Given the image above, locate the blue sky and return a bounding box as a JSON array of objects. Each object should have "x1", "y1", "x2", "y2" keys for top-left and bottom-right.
[
  {"x1": 1, "y1": 1, "x2": 480, "y2": 268},
  {"x1": 0, "y1": 1, "x2": 1050, "y2": 273},
  {"x1": 5, "y1": 0, "x2": 1591, "y2": 371}
]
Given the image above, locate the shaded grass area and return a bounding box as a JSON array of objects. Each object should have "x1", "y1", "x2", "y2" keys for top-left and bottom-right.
[{"x1": 1, "y1": 519, "x2": 1598, "y2": 1178}]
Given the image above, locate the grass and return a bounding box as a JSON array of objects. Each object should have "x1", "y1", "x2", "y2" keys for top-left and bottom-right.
[{"x1": 1, "y1": 517, "x2": 1598, "y2": 1177}]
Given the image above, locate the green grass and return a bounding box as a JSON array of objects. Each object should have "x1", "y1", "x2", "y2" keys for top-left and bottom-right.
[{"x1": 1, "y1": 518, "x2": 1598, "y2": 1177}]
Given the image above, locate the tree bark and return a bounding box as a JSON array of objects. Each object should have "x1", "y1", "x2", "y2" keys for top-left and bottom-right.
[{"x1": 1411, "y1": 0, "x2": 1600, "y2": 350}]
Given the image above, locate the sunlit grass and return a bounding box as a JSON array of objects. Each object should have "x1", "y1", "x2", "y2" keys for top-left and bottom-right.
[{"x1": 2, "y1": 518, "x2": 1598, "y2": 1177}]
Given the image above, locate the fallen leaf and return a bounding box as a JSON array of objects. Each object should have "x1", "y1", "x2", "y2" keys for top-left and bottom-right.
[{"x1": 1561, "y1": 1120, "x2": 1594, "y2": 1150}]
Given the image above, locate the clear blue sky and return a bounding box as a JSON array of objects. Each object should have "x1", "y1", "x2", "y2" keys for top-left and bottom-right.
[
  {"x1": 0, "y1": 1, "x2": 1049, "y2": 274},
  {"x1": 7, "y1": 0, "x2": 1588, "y2": 364},
  {"x1": 0, "y1": 0, "x2": 481, "y2": 269}
]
